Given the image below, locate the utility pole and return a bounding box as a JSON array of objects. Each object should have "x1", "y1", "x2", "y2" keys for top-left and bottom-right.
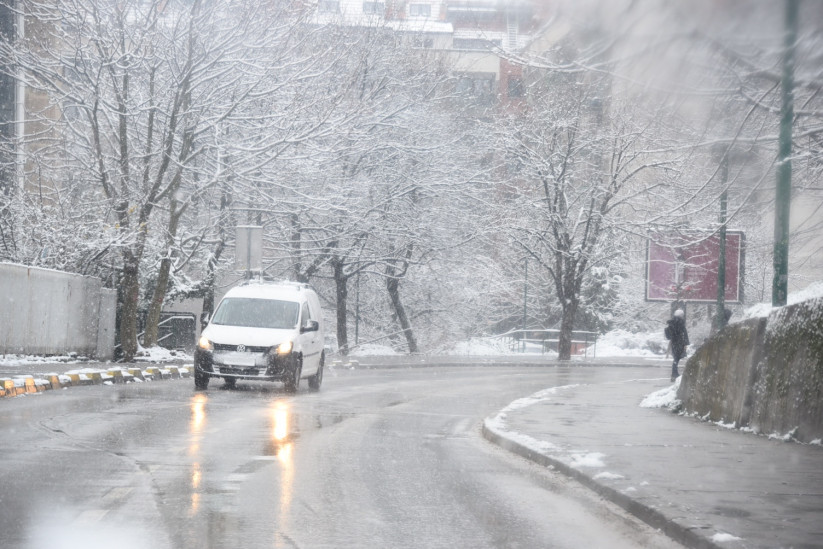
[
  {"x1": 772, "y1": 0, "x2": 798, "y2": 307},
  {"x1": 715, "y1": 150, "x2": 729, "y2": 332},
  {"x1": 355, "y1": 271, "x2": 360, "y2": 346}
]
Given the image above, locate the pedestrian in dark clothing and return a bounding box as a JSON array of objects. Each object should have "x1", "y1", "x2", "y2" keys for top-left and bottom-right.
[{"x1": 665, "y1": 309, "x2": 690, "y2": 381}]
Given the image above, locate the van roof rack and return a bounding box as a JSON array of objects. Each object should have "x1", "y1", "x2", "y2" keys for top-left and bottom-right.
[{"x1": 238, "y1": 277, "x2": 311, "y2": 291}]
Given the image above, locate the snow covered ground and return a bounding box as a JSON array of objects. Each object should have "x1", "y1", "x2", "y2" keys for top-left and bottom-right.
[
  {"x1": 2, "y1": 280, "x2": 821, "y2": 374},
  {"x1": 352, "y1": 281, "x2": 823, "y2": 359},
  {"x1": 0, "y1": 344, "x2": 191, "y2": 370}
]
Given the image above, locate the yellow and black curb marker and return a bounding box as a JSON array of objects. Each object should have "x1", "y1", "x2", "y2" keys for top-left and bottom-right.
[{"x1": 0, "y1": 367, "x2": 191, "y2": 398}]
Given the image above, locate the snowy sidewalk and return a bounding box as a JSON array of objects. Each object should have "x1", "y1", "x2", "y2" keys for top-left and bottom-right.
[{"x1": 483, "y1": 376, "x2": 823, "y2": 549}]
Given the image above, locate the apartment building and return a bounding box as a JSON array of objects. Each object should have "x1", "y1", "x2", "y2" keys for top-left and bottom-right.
[{"x1": 312, "y1": 0, "x2": 547, "y2": 105}]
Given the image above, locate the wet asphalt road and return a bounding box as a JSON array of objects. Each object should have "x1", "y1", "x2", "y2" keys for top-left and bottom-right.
[{"x1": 0, "y1": 363, "x2": 684, "y2": 549}]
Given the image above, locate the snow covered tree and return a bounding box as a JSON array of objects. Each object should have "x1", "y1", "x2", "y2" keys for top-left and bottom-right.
[
  {"x1": 238, "y1": 23, "x2": 459, "y2": 354},
  {"x1": 489, "y1": 1, "x2": 699, "y2": 359},
  {"x1": 2, "y1": 0, "x2": 323, "y2": 359},
  {"x1": 609, "y1": 0, "x2": 823, "y2": 312}
]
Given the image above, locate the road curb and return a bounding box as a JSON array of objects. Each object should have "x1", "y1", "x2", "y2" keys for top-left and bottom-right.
[
  {"x1": 481, "y1": 420, "x2": 722, "y2": 549},
  {"x1": 0, "y1": 366, "x2": 191, "y2": 398}
]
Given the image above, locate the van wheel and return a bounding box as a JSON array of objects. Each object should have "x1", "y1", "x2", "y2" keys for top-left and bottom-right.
[
  {"x1": 194, "y1": 369, "x2": 209, "y2": 390},
  {"x1": 223, "y1": 377, "x2": 236, "y2": 389},
  {"x1": 284, "y1": 357, "x2": 302, "y2": 393},
  {"x1": 308, "y1": 352, "x2": 324, "y2": 391}
]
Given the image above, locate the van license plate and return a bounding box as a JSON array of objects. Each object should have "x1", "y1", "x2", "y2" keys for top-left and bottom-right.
[{"x1": 220, "y1": 352, "x2": 257, "y2": 367}]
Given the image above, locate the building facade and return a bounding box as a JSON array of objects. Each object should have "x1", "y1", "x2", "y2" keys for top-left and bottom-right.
[
  {"x1": 0, "y1": 1, "x2": 16, "y2": 198},
  {"x1": 312, "y1": 0, "x2": 549, "y2": 105}
]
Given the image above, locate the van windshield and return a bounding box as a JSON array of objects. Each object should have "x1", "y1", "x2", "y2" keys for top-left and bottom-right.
[{"x1": 211, "y1": 298, "x2": 299, "y2": 329}]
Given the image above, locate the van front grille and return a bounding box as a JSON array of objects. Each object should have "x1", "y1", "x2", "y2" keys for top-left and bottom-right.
[{"x1": 213, "y1": 343, "x2": 270, "y2": 354}]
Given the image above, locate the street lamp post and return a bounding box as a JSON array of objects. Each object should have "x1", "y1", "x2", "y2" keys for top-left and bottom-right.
[
  {"x1": 772, "y1": 0, "x2": 798, "y2": 307},
  {"x1": 522, "y1": 257, "x2": 528, "y2": 353}
]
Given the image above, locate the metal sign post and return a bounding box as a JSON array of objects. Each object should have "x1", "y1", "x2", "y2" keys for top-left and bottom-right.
[{"x1": 235, "y1": 226, "x2": 263, "y2": 277}]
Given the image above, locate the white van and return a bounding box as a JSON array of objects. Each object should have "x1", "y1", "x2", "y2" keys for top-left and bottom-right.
[{"x1": 193, "y1": 282, "x2": 324, "y2": 392}]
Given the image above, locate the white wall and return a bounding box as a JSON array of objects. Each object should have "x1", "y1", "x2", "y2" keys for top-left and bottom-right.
[{"x1": 0, "y1": 263, "x2": 116, "y2": 358}]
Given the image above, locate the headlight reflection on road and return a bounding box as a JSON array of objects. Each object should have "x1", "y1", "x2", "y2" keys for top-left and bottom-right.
[
  {"x1": 269, "y1": 402, "x2": 294, "y2": 546},
  {"x1": 189, "y1": 393, "x2": 208, "y2": 517},
  {"x1": 190, "y1": 394, "x2": 207, "y2": 439},
  {"x1": 190, "y1": 463, "x2": 202, "y2": 516},
  {"x1": 269, "y1": 403, "x2": 295, "y2": 465},
  {"x1": 273, "y1": 406, "x2": 289, "y2": 444}
]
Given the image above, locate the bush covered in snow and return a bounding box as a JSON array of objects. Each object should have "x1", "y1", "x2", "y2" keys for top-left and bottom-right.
[{"x1": 589, "y1": 329, "x2": 669, "y2": 357}]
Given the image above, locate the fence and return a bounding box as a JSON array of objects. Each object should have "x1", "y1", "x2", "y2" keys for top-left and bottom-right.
[
  {"x1": 0, "y1": 263, "x2": 116, "y2": 358},
  {"x1": 493, "y1": 329, "x2": 599, "y2": 357},
  {"x1": 136, "y1": 312, "x2": 197, "y2": 352}
]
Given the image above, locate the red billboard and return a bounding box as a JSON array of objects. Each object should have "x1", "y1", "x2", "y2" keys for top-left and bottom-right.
[{"x1": 646, "y1": 232, "x2": 745, "y2": 303}]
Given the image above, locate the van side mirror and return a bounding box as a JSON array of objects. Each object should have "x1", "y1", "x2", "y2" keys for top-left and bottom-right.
[
  {"x1": 301, "y1": 320, "x2": 319, "y2": 333},
  {"x1": 200, "y1": 312, "x2": 210, "y2": 327}
]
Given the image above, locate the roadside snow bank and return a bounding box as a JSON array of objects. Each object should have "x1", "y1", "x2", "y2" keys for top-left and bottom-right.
[
  {"x1": 442, "y1": 336, "x2": 559, "y2": 356},
  {"x1": 447, "y1": 337, "x2": 520, "y2": 355},
  {"x1": 640, "y1": 377, "x2": 681, "y2": 410},
  {"x1": 739, "y1": 280, "x2": 823, "y2": 320},
  {"x1": 134, "y1": 345, "x2": 192, "y2": 362},
  {"x1": 349, "y1": 344, "x2": 400, "y2": 356},
  {"x1": 0, "y1": 354, "x2": 89, "y2": 367}
]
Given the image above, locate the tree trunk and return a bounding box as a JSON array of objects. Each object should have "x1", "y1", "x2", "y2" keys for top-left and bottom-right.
[
  {"x1": 143, "y1": 199, "x2": 183, "y2": 347},
  {"x1": 142, "y1": 256, "x2": 171, "y2": 348},
  {"x1": 291, "y1": 213, "x2": 306, "y2": 282},
  {"x1": 557, "y1": 298, "x2": 579, "y2": 361},
  {"x1": 386, "y1": 275, "x2": 418, "y2": 353},
  {"x1": 333, "y1": 259, "x2": 349, "y2": 354},
  {"x1": 119, "y1": 249, "x2": 141, "y2": 361},
  {"x1": 200, "y1": 184, "x2": 231, "y2": 327},
  {"x1": 202, "y1": 240, "x2": 225, "y2": 320}
]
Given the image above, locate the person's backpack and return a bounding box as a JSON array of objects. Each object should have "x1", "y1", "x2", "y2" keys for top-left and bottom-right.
[{"x1": 664, "y1": 323, "x2": 673, "y2": 340}]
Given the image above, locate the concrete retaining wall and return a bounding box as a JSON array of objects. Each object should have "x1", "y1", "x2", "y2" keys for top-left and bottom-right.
[
  {"x1": 678, "y1": 297, "x2": 823, "y2": 442},
  {"x1": 0, "y1": 263, "x2": 116, "y2": 359}
]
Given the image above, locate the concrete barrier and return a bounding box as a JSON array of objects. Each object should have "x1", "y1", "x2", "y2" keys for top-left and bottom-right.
[
  {"x1": 1, "y1": 378, "x2": 14, "y2": 397},
  {"x1": 46, "y1": 374, "x2": 63, "y2": 390},
  {"x1": 144, "y1": 366, "x2": 170, "y2": 380},
  {"x1": 0, "y1": 263, "x2": 116, "y2": 359},
  {"x1": 66, "y1": 373, "x2": 94, "y2": 386},
  {"x1": 679, "y1": 297, "x2": 823, "y2": 442}
]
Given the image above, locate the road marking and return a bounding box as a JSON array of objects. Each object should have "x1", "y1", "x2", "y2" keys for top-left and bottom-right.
[
  {"x1": 73, "y1": 509, "x2": 108, "y2": 524},
  {"x1": 101, "y1": 487, "x2": 133, "y2": 503}
]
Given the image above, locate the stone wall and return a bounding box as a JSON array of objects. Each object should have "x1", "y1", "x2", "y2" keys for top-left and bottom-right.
[{"x1": 678, "y1": 297, "x2": 823, "y2": 443}]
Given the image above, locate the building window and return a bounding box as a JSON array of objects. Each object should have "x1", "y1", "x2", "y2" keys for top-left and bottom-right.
[
  {"x1": 507, "y1": 77, "x2": 524, "y2": 98},
  {"x1": 453, "y1": 38, "x2": 500, "y2": 51},
  {"x1": 363, "y1": 1, "x2": 384, "y2": 15},
  {"x1": 409, "y1": 3, "x2": 431, "y2": 17},
  {"x1": 318, "y1": 0, "x2": 340, "y2": 13},
  {"x1": 413, "y1": 37, "x2": 434, "y2": 49},
  {"x1": 455, "y1": 73, "x2": 496, "y2": 100}
]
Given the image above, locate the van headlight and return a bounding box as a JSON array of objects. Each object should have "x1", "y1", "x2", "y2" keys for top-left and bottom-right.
[
  {"x1": 198, "y1": 336, "x2": 213, "y2": 351},
  {"x1": 275, "y1": 341, "x2": 293, "y2": 355}
]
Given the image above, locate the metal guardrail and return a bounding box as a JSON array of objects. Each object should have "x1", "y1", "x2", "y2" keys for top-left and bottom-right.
[{"x1": 490, "y1": 329, "x2": 598, "y2": 358}]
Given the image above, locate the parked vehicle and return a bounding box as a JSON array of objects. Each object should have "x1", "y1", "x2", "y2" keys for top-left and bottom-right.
[{"x1": 193, "y1": 282, "x2": 324, "y2": 392}]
